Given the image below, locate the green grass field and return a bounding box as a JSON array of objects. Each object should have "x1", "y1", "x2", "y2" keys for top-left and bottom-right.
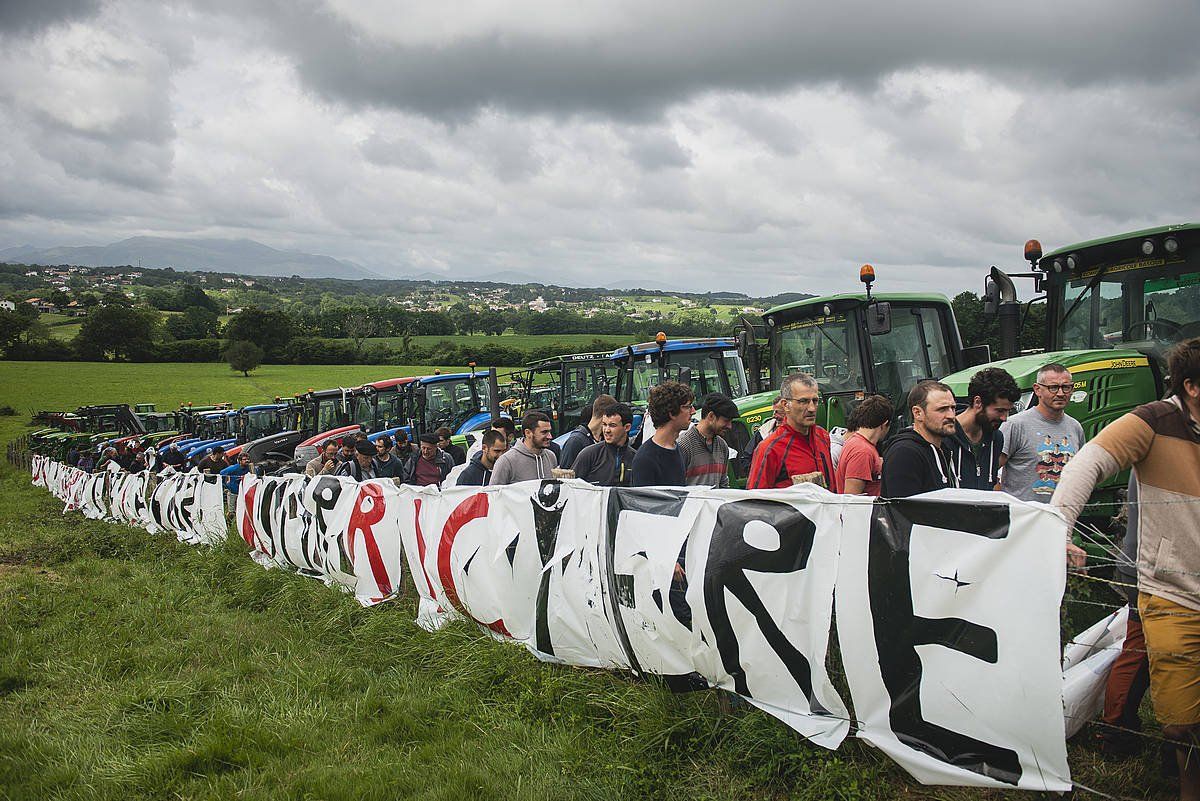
[
  {"x1": 0, "y1": 362, "x2": 464, "y2": 420},
  {"x1": 39, "y1": 312, "x2": 83, "y2": 341},
  {"x1": 0, "y1": 360, "x2": 1177, "y2": 800}
]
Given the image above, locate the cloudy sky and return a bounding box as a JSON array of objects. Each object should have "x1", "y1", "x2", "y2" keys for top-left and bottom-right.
[{"x1": 1, "y1": 1, "x2": 1197, "y2": 294}]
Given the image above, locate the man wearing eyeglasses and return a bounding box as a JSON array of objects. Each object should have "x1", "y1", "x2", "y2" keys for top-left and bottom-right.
[
  {"x1": 747, "y1": 373, "x2": 838, "y2": 491},
  {"x1": 998, "y1": 363, "x2": 1085, "y2": 501}
]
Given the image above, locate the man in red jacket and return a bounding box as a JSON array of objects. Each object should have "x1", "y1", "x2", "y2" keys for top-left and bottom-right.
[{"x1": 747, "y1": 373, "x2": 838, "y2": 491}]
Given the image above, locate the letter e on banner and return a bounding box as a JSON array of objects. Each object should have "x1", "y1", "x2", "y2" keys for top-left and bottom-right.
[{"x1": 835, "y1": 492, "x2": 1069, "y2": 790}]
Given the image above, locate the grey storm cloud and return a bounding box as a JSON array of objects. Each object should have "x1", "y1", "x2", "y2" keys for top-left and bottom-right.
[
  {"x1": 0, "y1": 0, "x2": 1198, "y2": 295},
  {"x1": 0, "y1": 0, "x2": 100, "y2": 35},
  {"x1": 231, "y1": 0, "x2": 1200, "y2": 121}
]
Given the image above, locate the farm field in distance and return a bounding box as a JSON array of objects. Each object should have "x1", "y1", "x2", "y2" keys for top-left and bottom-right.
[
  {"x1": 0, "y1": 362, "x2": 457, "y2": 440},
  {"x1": 0, "y1": 359, "x2": 1177, "y2": 800}
]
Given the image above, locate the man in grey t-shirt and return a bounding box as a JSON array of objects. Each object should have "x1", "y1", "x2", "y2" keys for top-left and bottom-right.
[{"x1": 999, "y1": 363, "x2": 1086, "y2": 501}]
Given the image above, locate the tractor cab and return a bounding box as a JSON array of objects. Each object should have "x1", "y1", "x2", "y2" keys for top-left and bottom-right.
[
  {"x1": 512, "y1": 352, "x2": 616, "y2": 436},
  {"x1": 612, "y1": 335, "x2": 751, "y2": 443},
  {"x1": 406, "y1": 369, "x2": 498, "y2": 438},
  {"x1": 762, "y1": 270, "x2": 984, "y2": 434},
  {"x1": 352, "y1": 377, "x2": 417, "y2": 434},
  {"x1": 74, "y1": 404, "x2": 148, "y2": 437},
  {"x1": 235, "y1": 404, "x2": 289, "y2": 444},
  {"x1": 943, "y1": 224, "x2": 1200, "y2": 520}
]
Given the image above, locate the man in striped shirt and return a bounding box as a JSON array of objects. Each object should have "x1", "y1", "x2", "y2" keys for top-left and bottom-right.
[{"x1": 677, "y1": 393, "x2": 738, "y2": 488}]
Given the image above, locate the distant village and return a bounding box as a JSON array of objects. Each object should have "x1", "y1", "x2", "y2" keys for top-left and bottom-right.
[{"x1": 1, "y1": 262, "x2": 776, "y2": 323}]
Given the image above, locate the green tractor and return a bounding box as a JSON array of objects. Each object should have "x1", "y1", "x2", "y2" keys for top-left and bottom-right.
[
  {"x1": 941, "y1": 223, "x2": 1200, "y2": 524},
  {"x1": 727, "y1": 267, "x2": 990, "y2": 484}
]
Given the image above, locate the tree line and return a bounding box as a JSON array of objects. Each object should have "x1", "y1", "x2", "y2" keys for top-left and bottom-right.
[{"x1": 0, "y1": 291, "x2": 731, "y2": 368}]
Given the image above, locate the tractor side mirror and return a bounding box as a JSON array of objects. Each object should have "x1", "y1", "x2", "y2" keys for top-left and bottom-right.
[
  {"x1": 866, "y1": 301, "x2": 892, "y2": 335},
  {"x1": 677, "y1": 367, "x2": 692, "y2": 387},
  {"x1": 962, "y1": 344, "x2": 991, "y2": 367}
]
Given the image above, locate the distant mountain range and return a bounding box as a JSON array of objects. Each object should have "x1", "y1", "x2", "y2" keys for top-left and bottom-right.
[{"x1": 0, "y1": 236, "x2": 378, "y2": 280}]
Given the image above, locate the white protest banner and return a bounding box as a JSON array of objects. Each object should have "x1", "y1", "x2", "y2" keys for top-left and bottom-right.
[
  {"x1": 79, "y1": 472, "x2": 110, "y2": 519},
  {"x1": 31, "y1": 454, "x2": 47, "y2": 488},
  {"x1": 30, "y1": 459, "x2": 1079, "y2": 790},
  {"x1": 150, "y1": 471, "x2": 226, "y2": 545},
  {"x1": 303, "y1": 477, "x2": 405, "y2": 605},
  {"x1": 109, "y1": 472, "x2": 149, "y2": 526},
  {"x1": 401, "y1": 480, "x2": 852, "y2": 749},
  {"x1": 1061, "y1": 606, "x2": 1128, "y2": 739},
  {"x1": 834, "y1": 490, "x2": 1070, "y2": 791},
  {"x1": 237, "y1": 474, "x2": 405, "y2": 606},
  {"x1": 238, "y1": 473, "x2": 318, "y2": 572}
]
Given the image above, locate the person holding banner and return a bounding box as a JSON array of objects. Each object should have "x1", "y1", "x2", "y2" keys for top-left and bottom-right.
[
  {"x1": 631, "y1": 382, "x2": 693, "y2": 487},
  {"x1": 573, "y1": 402, "x2": 636, "y2": 487},
  {"x1": 1054, "y1": 338, "x2": 1200, "y2": 799},
  {"x1": 879, "y1": 380, "x2": 959, "y2": 497},
  {"x1": 337, "y1": 439, "x2": 379, "y2": 481},
  {"x1": 490, "y1": 412, "x2": 557, "y2": 485},
  {"x1": 746, "y1": 373, "x2": 837, "y2": 490}
]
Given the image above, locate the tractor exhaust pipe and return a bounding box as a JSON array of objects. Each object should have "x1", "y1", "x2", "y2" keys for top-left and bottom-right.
[
  {"x1": 488, "y1": 367, "x2": 500, "y2": 425},
  {"x1": 986, "y1": 266, "x2": 1020, "y2": 360}
]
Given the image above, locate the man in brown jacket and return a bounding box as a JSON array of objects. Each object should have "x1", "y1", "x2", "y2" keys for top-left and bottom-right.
[{"x1": 1053, "y1": 339, "x2": 1200, "y2": 799}]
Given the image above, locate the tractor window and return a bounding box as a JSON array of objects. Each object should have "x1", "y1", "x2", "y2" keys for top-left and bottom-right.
[
  {"x1": 1061, "y1": 278, "x2": 1124, "y2": 350},
  {"x1": 317, "y1": 398, "x2": 342, "y2": 432},
  {"x1": 352, "y1": 395, "x2": 375, "y2": 428},
  {"x1": 470, "y1": 375, "x2": 491, "y2": 415},
  {"x1": 777, "y1": 316, "x2": 864, "y2": 394},
  {"x1": 245, "y1": 409, "x2": 276, "y2": 441},
  {"x1": 377, "y1": 393, "x2": 405, "y2": 429},
  {"x1": 629, "y1": 358, "x2": 661, "y2": 406},
  {"x1": 1136, "y1": 272, "x2": 1200, "y2": 343},
  {"x1": 722, "y1": 351, "x2": 749, "y2": 398},
  {"x1": 869, "y1": 307, "x2": 952, "y2": 403},
  {"x1": 426, "y1": 378, "x2": 485, "y2": 431}
]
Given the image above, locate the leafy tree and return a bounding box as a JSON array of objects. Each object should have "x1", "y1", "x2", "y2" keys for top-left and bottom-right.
[
  {"x1": 452, "y1": 307, "x2": 482, "y2": 336},
  {"x1": 49, "y1": 289, "x2": 70, "y2": 308},
  {"x1": 952, "y1": 290, "x2": 1048, "y2": 356},
  {"x1": 144, "y1": 287, "x2": 176, "y2": 310},
  {"x1": 223, "y1": 306, "x2": 295, "y2": 360},
  {"x1": 177, "y1": 284, "x2": 219, "y2": 312},
  {"x1": 224, "y1": 339, "x2": 264, "y2": 376},
  {"x1": 73, "y1": 304, "x2": 160, "y2": 361},
  {"x1": 0, "y1": 309, "x2": 32, "y2": 356},
  {"x1": 166, "y1": 305, "x2": 220, "y2": 340}
]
